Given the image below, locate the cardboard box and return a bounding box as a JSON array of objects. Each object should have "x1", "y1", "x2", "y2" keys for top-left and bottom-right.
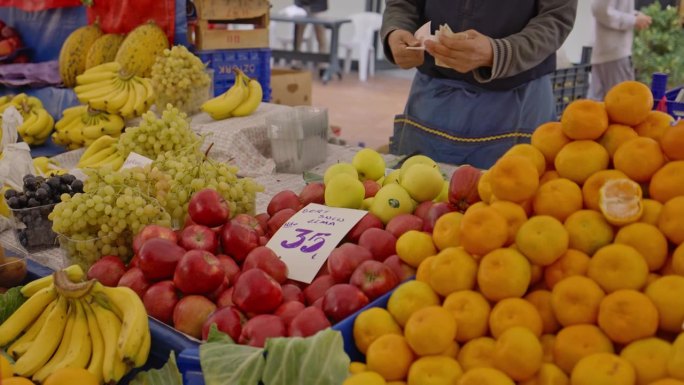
[
  {"x1": 270, "y1": 68, "x2": 312, "y2": 106},
  {"x1": 193, "y1": 0, "x2": 269, "y2": 20},
  {"x1": 191, "y1": 19, "x2": 269, "y2": 50}
]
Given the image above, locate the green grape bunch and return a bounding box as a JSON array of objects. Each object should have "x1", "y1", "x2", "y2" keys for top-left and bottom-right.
[{"x1": 151, "y1": 45, "x2": 212, "y2": 114}]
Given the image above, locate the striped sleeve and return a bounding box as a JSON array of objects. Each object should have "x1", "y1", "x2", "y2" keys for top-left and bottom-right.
[{"x1": 473, "y1": 38, "x2": 513, "y2": 83}]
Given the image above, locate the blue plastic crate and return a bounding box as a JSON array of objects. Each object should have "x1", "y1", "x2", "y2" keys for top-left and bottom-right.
[
  {"x1": 178, "y1": 348, "x2": 205, "y2": 385},
  {"x1": 195, "y1": 48, "x2": 271, "y2": 102},
  {"x1": 651, "y1": 73, "x2": 684, "y2": 119}
]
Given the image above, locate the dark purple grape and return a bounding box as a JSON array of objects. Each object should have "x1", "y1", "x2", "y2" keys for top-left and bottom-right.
[
  {"x1": 27, "y1": 198, "x2": 40, "y2": 208},
  {"x1": 23, "y1": 178, "x2": 38, "y2": 192},
  {"x1": 60, "y1": 174, "x2": 76, "y2": 185},
  {"x1": 47, "y1": 176, "x2": 62, "y2": 190},
  {"x1": 17, "y1": 195, "x2": 27, "y2": 207},
  {"x1": 7, "y1": 196, "x2": 19, "y2": 209},
  {"x1": 4, "y1": 189, "x2": 17, "y2": 200},
  {"x1": 71, "y1": 180, "x2": 84, "y2": 193},
  {"x1": 25, "y1": 190, "x2": 35, "y2": 199},
  {"x1": 35, "y1": 188, "x2": 48, "y2": 200}
]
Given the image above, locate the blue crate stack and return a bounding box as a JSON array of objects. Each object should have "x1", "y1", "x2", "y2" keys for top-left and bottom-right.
[{"x1": 195, "y1": 48, "x2": 272, "y2": 102}]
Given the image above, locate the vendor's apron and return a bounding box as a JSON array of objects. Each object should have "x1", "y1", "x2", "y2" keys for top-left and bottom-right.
[{"x1": 390, "y1": 72, "x2": 556, "y2": 169}]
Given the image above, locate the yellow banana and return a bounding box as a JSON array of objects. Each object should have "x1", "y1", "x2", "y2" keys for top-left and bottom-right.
[
  {"x1": 133, "y1": 326, "x2": 151, "y2": 368},
  {"x1": 55, "y1": 107, "x2": 86, "y2": 131},
  {"x1": 87, "y1": 79, "x2": 125, "y2": 111},
  {"x1": 202, "y1": 70, "x2": 248, "y2": 120},
  {"x1": 66, "y1": 125, "x2": 85, "y2": 146},
  {"x1": 17, "y1": 111, "x2": 38, "y2": 136},
  {"x1": 82, "y1": 123, "x2": 108, "y2": 140},
  {"x1": 7, "y1": 300, "x2": 57, "y2": 360},
  {"x1": 231, "y1": 77, "x2": 263, "y2": 117},
  {"x1": 104, "y1": 80, "x2": 132, "y2": 114},
  {"x1": 20, "y1": 265, "x2": 84, "y2": 297},
  {"x1": 0, "y1": 94, "x2": 13, "y2": 107},
  {"x1": 77, "y1": 78, "x2": 120, "y2": 105},
  {"x1": 108, "y1": 152, "x2": 125, "y2": 171},
  {"x1": 91, "y1": 300, "x2": 129, "y2": 384},
  {"x1": 81, "y1": 61, "x2": 122, "y2": 77},
  {"x1": 25, "y1": 108, "x2": 53, "y2": 137},
  {"x1": 31, "y1": 301, "x2": 76, "y2": 383},
  {"x1": 26, "y1": 96, "x2": 43, "y2": 110},
  {"x1": 13, "y1": 296, "x2": 69, "y2": 377},
  {"x1": 83, "y1": 300, "x2": 105, "y2": 384},
  {"x1": 52, "y1": 131, "x2": 66, "y2": 146},
  {"x1": 119, "y1": 81, "x2": 137, "y2": 118},
  {"x1": 78, "y1": 134, "x2": 117, "y2": 164},
  {"x1": 101, "y1": 113, "x2": 125, "y2": 136},
  {"x1": 78, "y1": 146, "x2": 117, "y2": 168},
  {"x1": 0, "y1": 285, "x2": 57, "y2": 346},
  {"x1": 138, "y1": 77, "x2": 155, "y2": 113},
  {"x1": 50, "y1": 300, "x2": 92, "y2": 374},
  {"x1": 76, "y1": 70, "x2": 117, "y2": 86}
]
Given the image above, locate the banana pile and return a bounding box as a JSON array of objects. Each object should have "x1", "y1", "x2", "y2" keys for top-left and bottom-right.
[
  {"x1": 33, "y1": 156, "x2": 69, "y2": 177},
  {"x1": 0, "y1": 266, "x2": 151, "y2": 385},
  {"x1": 52, "y1": 105, "x2": 125, "y2": 150},
  {"x1": 74, "y1": 62, "x2": 155, "y2": 119},
  {"x1": 201, "y1": 68, "x2": 263, "y2": 120},
  {"x1": 77, "y1": 135, "x2": 124, "y2": 170},
  {"x1": 0, "y1": 94, "x2": 54, "y2": 146}
]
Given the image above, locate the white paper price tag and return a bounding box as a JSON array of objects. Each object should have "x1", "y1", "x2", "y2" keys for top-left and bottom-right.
[
  {"x1": 121, "y1": 152, "x2": 154, "y2": 170},
  {"x1": 266, "y1": 203, "x2": 367, "y2": 283}
]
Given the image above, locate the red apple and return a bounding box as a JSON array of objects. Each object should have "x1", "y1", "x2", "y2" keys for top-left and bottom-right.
[
  {"x1": 242, "y1": 246, "x2": 288, "y2": 283},
  {"x1": 423, "y1": 202, "x2": 455, "y2": 233},
  {"x1": 138, "y1": 224, "x2": 178, "y2": 245},
  {"x1": 138, "y1": 238, "x2": 187, "y2": 281},
  {"x1": 322, "y1": 284, "x2": 369, "y2": 322},
  {"x1": 383, "y1": 255, "x2": 416, "y2": 282},
  {"x1": 298, "y1": 183, "x2": 325, "y2": 206},
  {"x1": 201, "y1": 306, "x2": 244, "y2": 341},
  {"x1": 216, "y1": 254, "x2": 240, "y2": 285},
  {"x1": 312, "y1": 297, "x2": 324, "y2": 310},
  {"x1": 173, "y1": 295, "x2": 217, "y2": 339},
  {"x1": 303, "y1": 274, "x2": 336, "y2": 305},
  {"x1": 216, "y1": 286, "x2": 236, "y2": 308},
  {"x1": 362, "y1": 179, "x2": 381, "y2": 198},
  {"x1": 281, "y1": 284, "x2": 305, "y2": 303},
  {"x1": 259, "y1": 236, "x2": 269, "y2": 246},
  {"x1": 128, "y1": 254, "x2": 140, "y2": 269},
  {"x1": 346, "y1": 213, "x2": 383, "y2": 244},
  {"x1": 220, "y1": 222, "x2": 259, "y2": 263},
  {"x1": 117, "y1": 267, "x2": 151, "y2": 298},
  {"x1": 288, "y1": 306, "x2": 331, "y2": 337},
  {"x1": 413, "y1": 201, "x2": 434, "y2": 222},
  {"x1": 232, "y1": 214, "x2": 264, "y2": 235},
  {"x1": 274, "y1": 301, "x2": 306, "y2": 326},
  {"x1": 232, "y1": 269, "x2": 283, "y2": 314},
  {"x1": 255, "y1": 213, "x2": 270, "y2": 233},
  {"x1": 267, "y1": 190, "x2": 302, "y2": 216},
  {"x1": 174, "y1": 250, "x2": 225, "y2": 295},
  {"x1": 179, "y1": 225, "x2": 219, "y2": 253},
  {"x1": 132, "y1": 234, "x2": 145, "y2": 255},
  {"x1": 350, "y1": 260, "x2": 400, "y2": 300},
  {"x1": 143, "y1": 280, "x2": 179, "y2": 325},
  {"x1": 358, "y1": 228, "x2": 397, "y2": 262},
  {"x1": 207, "y1": 277, "x2": 230, "y2": 302},
  {"x1": 267, "y1": 208, "x2": 297, "y2": 236},
  {"x1": 385, "y1": 214, "x2": 424, "y2": 239},
  {"x1": 326, "y1": 243, "x2": 373, "y2": 283},
  {"x1": 239, "y1": 315, "x2": 286, "y2": 347},
  {"x1": 188, "y1": 188, "x2": 230, "y2": 228},
  {"x1": 87, "y1": 255, "x2": 126, "y2": 287}
]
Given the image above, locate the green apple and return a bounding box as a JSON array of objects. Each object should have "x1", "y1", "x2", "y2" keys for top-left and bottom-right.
[
  {"x1": 361, "y1": 197, "x2": 374, "y2": 210},
  {"x1": 400, "y1": 163, "x2": 444, "y2": 202},
  {"x1": 369, "y1": 184, "x2": 414, "y2": 224},
  {"x1": 323, "y1": 162, "x2": 358, "y2": 185},
  {"x1": 434, "y1": 180, "x2": 449, "y2": 203},
  {"x1": 399, "y1": 155, "x2": 438, "y2": 181},
  {"x1": 352, "y1": 148, "x2": 386, "y2": 181},
  {"x1": 324, "y1": 174, "x2": 365, "y2": 209},
  {"x1": 383, "y1": 169, "x2": 401, "y2": 186}
]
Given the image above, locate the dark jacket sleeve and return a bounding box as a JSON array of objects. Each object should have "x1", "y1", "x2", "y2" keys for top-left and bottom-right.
[{"x1": 380, "y1": 0, "x2": 424, "y2": 64}]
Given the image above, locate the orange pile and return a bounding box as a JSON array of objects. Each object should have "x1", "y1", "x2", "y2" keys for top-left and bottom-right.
[{"x1": 344, "y1": 80, "x2": 684, "y2": 385}]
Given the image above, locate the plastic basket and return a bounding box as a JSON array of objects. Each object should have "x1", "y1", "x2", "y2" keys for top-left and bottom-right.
[
  {"x1": 195, "y1": 48, "x2": 271, "y2": 101},
  {"x1": 10, "y1": 203, "x2": 59, "y2": 253},
  {"x1": 550, "y1": 63, "x2": 591, "y2": 119},
  {"x1": 651, "y1": 73, "x2": 684, "y2": 119}
]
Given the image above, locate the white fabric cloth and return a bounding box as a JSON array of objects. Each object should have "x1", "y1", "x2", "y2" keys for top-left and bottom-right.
[{"x1": 591, "y1": 0, "x2": 637, "y2": 65}]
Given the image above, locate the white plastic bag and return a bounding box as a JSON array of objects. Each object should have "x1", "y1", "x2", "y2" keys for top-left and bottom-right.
[{"x1": 0, "y1": 106, "x2": 36, "y2": 191}]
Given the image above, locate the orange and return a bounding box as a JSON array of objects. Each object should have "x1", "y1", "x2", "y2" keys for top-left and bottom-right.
[
  {"x1": 659, "y1": 120, "x2": 684, "y2": 160},
  {"x1": 599, "y1": 123, "x2": 639, "y2": 157},
  {"x1": 598, "y1": 178, "x2": 644, "y2": 226},
  {"x1": 581, "y1": 169, "x2": 628, "y2": 212},
  {"x1": 44, "y1": 368, "x2": 98, "y2": 385},
  {"x1": 598, "y1": 289, "x2": 659, "y2": 344},
  {"x1": 404, "y1": 306, "x2": 457, "y2": 356},
  {"x1": 505, "y1": 144, "x2": 547, "y2": 176},
  {"x1": 478, "y1": 170, "x2": 493, "y2": 204},
  {"x1": 525, "y1": 290, "x2": 561, "y2": 335},
  {"x1": 396, "y1": 230, "x2": 437, "y2": 268},
  {"x1": 644, "y1": 275, "x2": 684, "y2": 333},
  {"x1": 0, "y1": 355, "x2": 13, "y2": 379},
  {"x1": 571, "y1": 353, "x2": 636, "y2": 385},
  {"x1": 658, "y1": 196, "x2": 684, "y2": 245},
  {"x1": 354, "y1": 308, "x2": 403, "y2": 354},
  {"x1": 343, "y1": 372, "x2": 386, "y2": 385},
  {"x1": 668, "y1": 333, "x2": 684, "y2": 380},
  {"x1": 539, "y1": 170, "x2": 561, "y2": 185},
  {"x1": 532, "y1": 178, "x2": 583, "y2": 222},
  {"x1": 554, "y1": 140, "x2": 610, "y2": 184},
  {"x1": 553, "y1": 324, "x2": 615, "y2": 374},
  {"x1": 477, "y1": 248, "x2": 531, "y2": 301},
  {"x1": 1, "y1": 379, "x2": 35, "y2": 385},
  {"x1": 615, "y1": 223, "x2": 669, "y2": 271},
  {"x1": 588, "y1": 244, "x2": 649, "y2": 293},
  {"x1": 673, "y1": 243, "x2": 684, "y2": 275},
  {"x1": 458, "y1": 367, "x2": 515, "y2": 385},
  {"x1": 429, "y1": 247, "x2": 478, "y2": 296},
  {"x1": 647, "y1": 273, "x2": 662, "y2": 286},
  {"x1": 432, "y1": 212, "x2": 463, "y2": 251},
  {"x1": 635, "y1": 110, "x2": 674, "y2": 141},
  {"x1": 440, "y1": 341, "x2": 461, "y2": 359},
  {"x1": 366, "y1": 334, "x2": 415, "y2": 381},
  {"x1": 515, "y1": 215, "x2": 569, "y2": 266},
  {"x1": 489, "y1": 298, "x2": 543, "y2": 338},
  {"x1": 544, "y1": 249, "x2": 591, "y2": 289},
  {"x1": 641, "y1": 199, "x2": 664, "y2": 225},
  {"x1": 560, "y1": 99, "x2": 609, "y2": 140},
  {"x1": 407, "y1": 356, "x2": 463, "y2": 385},
  {"x1": 649, "y1": 161, "x2": 684, "y2": 204},
  {"x1": 387, "y1": 280, "x2": 441, "y2": 327},
  {"x1": 459, "y1": 206, "x2": 508, "y2": 256},
  {"x1": 349, "y1": 362, "x2": 368, "y2": 374},
  {"x1": 518, "y1": 363, "x2": 569, "y2": 385},
  {"x1": 489, "y1": 155, "x2": 540, "y2": 203},
  {"x1": 620, "y1": 338, "x2": 672, "y2": 385},
  {"x1": 540, "y1": 334, "x2": 557, "y2": 363},
  {"x1": 458, "y1": 337, "x2": 497, "y2": 371},
  {"x1": 490, "y1": 200, "x2": 528, "y2": 246},
  {"x1": 443, "y1": 290, "x2": 491, "y2": 342},
  {"x1": 563, "y1": 210, "x2": 615, "y2": 256},
  {"x1": 614, "y1": 137, "x2": 666, "y2": 182},
  {"x1": 416, "y1": 255, "x2": 436, "y2": 284},
  {"x1": 493, "y1": 327, "x2": 544, "y2": 382},
  {"x1": 532, "y1": 122, "x2": 571, "y2": 165},
  {"x1": 550, "y1": 275, "x2": 605, "y2": 326},
  {"x1": 605, "y1": 80, "x2": 654, "y2": 126},
  {"x1": 661, "y1": 257, "x2": 676, "y2": 276},
  {"x1": 649, "y1": 379, "x2": 684, "y2": 385},
  {"x1": 529, "y1": 264, "x2": 545, "y2": 288}
]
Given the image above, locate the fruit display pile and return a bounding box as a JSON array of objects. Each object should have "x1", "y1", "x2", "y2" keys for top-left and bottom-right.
[
  {"x1": 150, "y1": 45, "x2": 212, "y2": 114},
  {"x1": 0, "y1": 94, "x2": 54, "y2": 146}
]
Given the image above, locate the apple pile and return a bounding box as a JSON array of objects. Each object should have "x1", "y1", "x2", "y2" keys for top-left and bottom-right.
[{"x1": 0, "y1": 20, "x2": 26, "y2": 63}]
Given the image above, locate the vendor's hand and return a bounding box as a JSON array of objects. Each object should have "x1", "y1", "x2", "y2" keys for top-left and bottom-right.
[
  {"x1": 635, "y1": 12, "x2": 652, "y2": 30},
  {"x1": 425, "y1": 29, "x2": 494, "y2": 73},
  {"x1": 388, "y1": 29, "x2": 424, "y2": 69}
]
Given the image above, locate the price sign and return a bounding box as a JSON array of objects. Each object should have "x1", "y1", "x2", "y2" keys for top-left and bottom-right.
[
  {"x1": 121, "y1": 152, "x2": 153, "y2": 170},
  {"x1": 266, "y1": 203, "x2": 367, "y2": 283}
]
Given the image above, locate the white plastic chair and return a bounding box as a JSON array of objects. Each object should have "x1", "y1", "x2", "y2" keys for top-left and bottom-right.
[{"x1": 341, "y1": 12, "x2": 383, "y2": 82}]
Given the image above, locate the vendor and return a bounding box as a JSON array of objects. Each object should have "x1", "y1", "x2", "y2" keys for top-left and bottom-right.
[{"x1": 382, "y1": 0, "x2": 578, "y2": 169}]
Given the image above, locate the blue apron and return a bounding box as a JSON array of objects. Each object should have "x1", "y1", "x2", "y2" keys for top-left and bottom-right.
[{"x1": 390, "y1": 72, "x2": 556, "y2": 169}]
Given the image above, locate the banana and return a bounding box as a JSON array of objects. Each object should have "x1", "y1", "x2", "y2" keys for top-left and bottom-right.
[
  {"x1": 105, "y1": 152, "x2": 125, "y2": 171},
  {"x1": 231, "y1": 76, "x2": 263, "y2": 117},
  {"x1": 76, "y1": 70, "x2": 117, "y2": 86},
  {"x1": 118, "y1": 81, "x2": 137, "y2": 118},
  {"x1": 59, "y1": 24, "x2": 104, "y2": 87},
  {"x1": 81, "y1": 61, "x2": 122, "y2": 76},
  {"x1": 0, "y1": 94, "x2": 13, "y2": 107},
  {"x1": 13, "y1": 296, "x2": 69, "y2": 377},
  {"x1": 26, "y1": 96, "x2": 44, "y2": 110},
  {"x1": 115, "y1": 22, "x2": 169, "y2": 77},
  {"x1": 52, "y1": 132, "x2": 66, "y2": 146},
  {"x1": 79, "y1": 134, "x2": 117, "y2": 162},
  {"x1": 78, "y1": 146, "x2": 117, "y2": 168},
  {"x1": 77, "y1": 78, "x2": 120, "y2": 104},
  {"x1": 48, "y1": 300, "x2": 92, "y2": 375},
  {"x1": 31, "y1": 301, "x2": 76, "y2": 383},
  {"x1": 17, "y1": 111, "x2": 38, "y2": 136},
  {"x1": 138, "y1": 77, "x2": 156, "y2": 113},
  {"x1": 55, "y1": 107, "x2": 86, "y2": 131},
  {"x1": 90, "y1": 300, "x2": 128, "y2": 385},
  {"x1": 7, "y1": 300, "x2": 57, "y2": 360},
  {"x1": 202, "y1": 70, "x2": 248, "y2": 120},
  {"x1": 104, "y1": 80, "x2": 132, "y2": 114},
  {"x1": 101, "y1": 113, "x2": 125, "y2": 136},
  {"x1": 25, "y1": 109, "x2": 53, "y2": 137},
  {"x1": 66, "y1": 125, "x2": 85, "y2": 146},
  {"x1": 0, "y1": 285, "x2": 57, "y2": 346},
  {"x1": 21, "y1": 265, "x2": 85, "y2": 297},
  {"x1": 88, "y1": 79, "x2": 125, "y2": 111},
  {"x1": 83, "y1": 300, "x2": 105, "y2": 384},
  {"x1": 82, "y1": 123, "x2": 107, "y2": 141}
]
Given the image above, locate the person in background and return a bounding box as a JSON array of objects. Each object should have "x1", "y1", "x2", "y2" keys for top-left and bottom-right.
[
  {"x1": 589, "y1": 0, "x2": 652, "y2": 100},
  {"x1": 294, "y1": 0, "x2": 329, "y2": 54},
  {"x1": 382, "y1": 1, "x2": 577, "y2": 169}
]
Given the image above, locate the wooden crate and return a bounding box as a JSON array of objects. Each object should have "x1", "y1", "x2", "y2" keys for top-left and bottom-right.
[{"x1": 189, "y1": 0, "x2": 270, "y2": 50}]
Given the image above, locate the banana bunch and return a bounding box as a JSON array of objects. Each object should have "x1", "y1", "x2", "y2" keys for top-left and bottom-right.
[
  {"x1": 201, "y1": 68, "x2": 263, "y2": 120},
  {"x1": 33, "y1": 157, "x2": 68, "y2": 177},
  {"x1": 52, "y1": 105, "x2": 125, "y2": 150},
  {"x1": 77, "y1": 135, "x2": 125, "y2": 170},
  {"x1": 0, "y1": 94, "x2": 54, "y2": 146},
  {"x1": 0, "y1": 266, "x2": 151, "y2": 385},
  {"x1": 74, "y1": 62, "x2": 155, "y2": 119}
]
